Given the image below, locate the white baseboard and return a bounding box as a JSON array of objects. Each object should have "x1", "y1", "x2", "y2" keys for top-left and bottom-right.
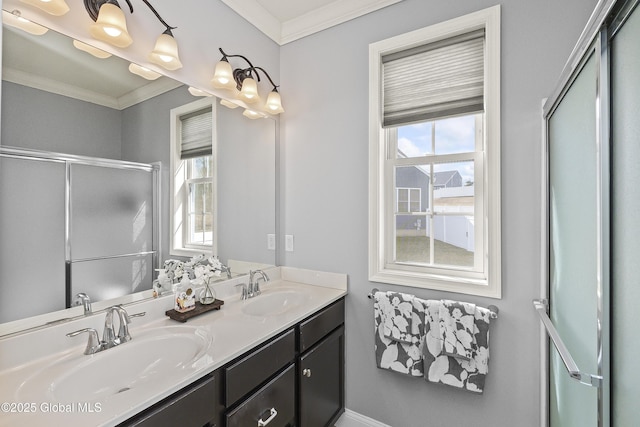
[{"x1": 335, "y1": 409, "x2": 391, "y2": 427}]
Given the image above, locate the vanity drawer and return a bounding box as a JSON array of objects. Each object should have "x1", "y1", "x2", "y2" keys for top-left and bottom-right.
[
  {"x1": 225, "y1": 328, "x2": 295, "y2": 405},
  {"x1": 226, "y1": 364, "x2": 295, "y2": 427},
  {"x1": 298, "y1": 298, "x2": 344, "y2": 353},
  {"x1": 121, "y1": 372, "x2": 220, "y2": 427}
]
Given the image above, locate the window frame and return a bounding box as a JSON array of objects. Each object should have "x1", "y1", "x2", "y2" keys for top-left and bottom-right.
[
  {"x1": 170, "y1": 97, "x2": 217, "y2": 257},
  {"x1": 368, "y1": 5, "x2": 501, "y2": 298}
]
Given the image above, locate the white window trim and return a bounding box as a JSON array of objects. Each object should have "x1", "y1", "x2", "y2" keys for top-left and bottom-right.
[
  {"x1": 368, "y1": 5, "x2": 501, "y2": 298},
  {"x1": 170, "y1": 97, "x2": 217, "y2": 257}
]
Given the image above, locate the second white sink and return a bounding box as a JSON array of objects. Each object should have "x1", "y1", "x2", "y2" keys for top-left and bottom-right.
[{"x1": 241, "y1": 288, "x2": 310, "y2": 317}]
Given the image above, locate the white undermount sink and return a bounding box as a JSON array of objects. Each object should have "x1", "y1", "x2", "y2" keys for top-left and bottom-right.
[
  {"x1": 241, "y1": 288, "x2": 310, "y2": 317},
  {"x1": 16, "y1": 325, "x2": 212, "y2": 403}
]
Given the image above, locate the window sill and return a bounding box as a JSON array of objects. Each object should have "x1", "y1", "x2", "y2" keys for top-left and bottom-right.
[
  {"x1": 369, "y1": 267, "x2": 501, "y2": 299},
  {"x1": 170, "y1": 247, "x2": 213, "y2": 258}
]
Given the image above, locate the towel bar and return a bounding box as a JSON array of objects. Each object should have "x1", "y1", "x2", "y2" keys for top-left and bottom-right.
[{"x1": 367, "y1": 288, "x2": 499, "y2": 319}]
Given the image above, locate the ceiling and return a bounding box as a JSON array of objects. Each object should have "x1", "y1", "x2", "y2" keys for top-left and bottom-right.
[{"x1": 220, "y1": 0, "x2": 404, "y2": 45}]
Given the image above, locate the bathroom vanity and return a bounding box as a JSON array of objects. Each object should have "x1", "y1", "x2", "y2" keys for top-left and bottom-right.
[{"x1": 0, "y1": 267, "x2": 347, "y2": 427}]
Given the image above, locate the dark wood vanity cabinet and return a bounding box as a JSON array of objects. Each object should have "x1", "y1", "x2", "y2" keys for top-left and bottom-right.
[
  {"x1": 224, "y1": 297, "x2": 345, "y2": 427},
  {"x1": 120, "y1": 297, "x2": 345, "y2": 427}
]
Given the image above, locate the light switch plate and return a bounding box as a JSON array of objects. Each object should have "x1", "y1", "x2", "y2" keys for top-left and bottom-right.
[
  {"x1": 267, "y1": 234, "x2": 276, "y2": 250},
  {"x1": 285, "y1": 234, "x2": 294, "y2": 252}
]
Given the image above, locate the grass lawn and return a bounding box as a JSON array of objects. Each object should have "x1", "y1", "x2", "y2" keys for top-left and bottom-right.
[{"x1": 396, "y1": 236, "x2": 474, "y2": 267}]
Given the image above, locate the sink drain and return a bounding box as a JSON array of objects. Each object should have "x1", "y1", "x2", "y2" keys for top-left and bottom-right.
[{"x1": 116, "y1": 387, "x2": 131, "y2": 394}]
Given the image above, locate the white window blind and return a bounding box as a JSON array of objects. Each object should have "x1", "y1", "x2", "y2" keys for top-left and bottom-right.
[
  {"x1": 382, "y1": 29, "x2": 485, "y2": 127},
  {"x1": 180, "y1": 107, "x2": 213, "y2": 159}
]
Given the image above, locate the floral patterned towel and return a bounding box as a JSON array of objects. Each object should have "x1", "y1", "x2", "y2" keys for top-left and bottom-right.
[
  {"x1": 424, "y1": 301, "x2": 493, "y2": 393},
  {"x1": 439, "y1": 300, "x2": 477, "y2": 361},
  {"x1": 374, "y1": 291, "x2": 426, "y2": 376}
]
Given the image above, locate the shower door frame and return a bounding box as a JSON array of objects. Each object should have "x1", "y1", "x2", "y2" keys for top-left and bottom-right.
[{"x1": 539, "y1": 0, "x2": 622, "y2": 426}]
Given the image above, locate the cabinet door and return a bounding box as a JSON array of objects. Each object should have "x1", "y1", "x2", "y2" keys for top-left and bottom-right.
[{"x1": 299, "y1": 325, "x2": 344, "y2": 427}]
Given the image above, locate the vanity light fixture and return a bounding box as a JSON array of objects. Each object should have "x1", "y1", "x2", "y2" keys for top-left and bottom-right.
[
  {"x1": 73, "y1": 40, "x2": 112, "y2": 58},
  {"x1": 129, "y1": 63, "x2": 161, "y2": 80},
  {"x1": 212, "y1": 48, "x2": 284, "y2": 114},
  {"x1": 20, "y1": 0, "x2": 69, "y2": 16},
  {"x1": 3, "y1": 10, "x2": 48, "y2": 35},
  {"x1": 84, "y1": 0, "x2": 182, "y2": 70}
]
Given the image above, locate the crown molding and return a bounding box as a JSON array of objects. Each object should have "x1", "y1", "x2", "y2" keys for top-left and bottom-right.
[
  {"x1": 4, "y1": 67, "x2": 182, "y2": 110},
  {"x1": 221, "y1": 0, "x2": 404, "y2": 45}
]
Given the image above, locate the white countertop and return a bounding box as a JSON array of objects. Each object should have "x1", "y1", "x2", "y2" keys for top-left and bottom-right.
[{"x1": 0, "y1": 267, "x2": 347, "y2": 427}]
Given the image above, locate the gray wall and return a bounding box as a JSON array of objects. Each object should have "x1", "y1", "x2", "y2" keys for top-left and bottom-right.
[
  {"x1": 120, "y1": 85, "x2": 194, "y2": 263},
  {"x1": 279, "y1": 0, "x2": 596, "y2": 426},
  {"x1": 1, "y1": 81, "x2": 122, "y2": 158}
]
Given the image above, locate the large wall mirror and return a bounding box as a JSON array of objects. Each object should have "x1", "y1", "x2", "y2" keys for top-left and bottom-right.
[{"x1": 0, "y1": 12, "x2": 277, "y2": 335}]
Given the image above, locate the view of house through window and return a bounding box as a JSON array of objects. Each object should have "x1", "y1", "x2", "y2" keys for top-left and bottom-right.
[
  {"x1": 186, "y1": 155, "x2": 214, "y2": 247},
  {"x1": 391, "y1": 114, "x2": 480, "y2": 270}
]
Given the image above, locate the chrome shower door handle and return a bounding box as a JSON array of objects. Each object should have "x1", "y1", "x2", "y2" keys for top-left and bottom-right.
[{"x1": 533, "y1": 299, "x2": 602, "y2": 387}]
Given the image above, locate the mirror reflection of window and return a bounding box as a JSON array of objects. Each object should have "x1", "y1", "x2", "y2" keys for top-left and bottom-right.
[
  {"x1": 171, "y1": 99, "x2": 217, "y2": 256},
  {"x1": 186, "y1": 155, "x2": 214, "y2": 247}
]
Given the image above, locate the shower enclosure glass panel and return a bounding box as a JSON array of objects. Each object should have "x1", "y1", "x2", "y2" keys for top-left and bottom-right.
[
  {"x1": 548, "y1": 52, "x2": 599, "y2": 427},
  {"x1": 70, "y1": 164, "x2": 154, "y2": 259},
  {"x1": 611, "y1": 3, "x2": 640, "y2": 424}
]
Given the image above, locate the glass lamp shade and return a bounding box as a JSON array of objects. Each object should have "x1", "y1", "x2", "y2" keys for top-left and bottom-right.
[
  {"x1": 265, "y1": 90, "x2": 284, "y2": 114},
  {"x1": 129, "y1": 63, "x2": 161, "y2": 80},
  {"x1": 2, "y1": 10, "x2": 48, "y2": 35},
  {"x1": 20, "y1": 0, "x2": 69, "y2": 16},
  {"x1": 211, "y1": 60, "x2": 235, "y2": 89},
  {"x1": 220, "y1": 99, "x2": 239, "y2": 109},
  {"x1": 188, "y1": 87, "x2": 212, "y2": 97},
  {"x1": 242, "y1": 109, "x2": 266, "y2": 119},
  {"x1": 90, "y1": 3, "x2": 132, "y2": 48},
  {"x1": 238, "y1": 77, "x2": 260, "y2": 103},
  {"x1": 73, "y1": 40, "x2": 112, "y2": 59},
  {"x1": 148, "y1": 33, "x2": 183, "y2": 70}
]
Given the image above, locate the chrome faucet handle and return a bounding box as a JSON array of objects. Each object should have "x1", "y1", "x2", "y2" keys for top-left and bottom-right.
[
  {"x1": 250, "y1": 270, "x2": 270, "y2": 296},
  {"x1": 73, "y1": 292, "x2": 92, "y2": 315},
  {"x1": 102, "y1": 308, "x2": 117, "y2": 346},
  {"x1": 234, "y1": 283, "x2": 248, "y2": 300},
  {"x1": 67, "y1": 328, "x2": 103, "y2": 355},
  {"x1": 118, "y1": 311, "x2": 145, "y2": 344}
]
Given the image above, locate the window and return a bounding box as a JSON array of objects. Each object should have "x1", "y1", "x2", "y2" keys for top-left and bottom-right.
[
  {"x1": 170, "y1": 98, "x2": 217, "y2": 256},
  {"x1": 369, "y1": 6, "x2": 501, "y2": 298}
]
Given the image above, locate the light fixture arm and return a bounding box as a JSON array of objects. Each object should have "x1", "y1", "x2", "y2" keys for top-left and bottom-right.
[
  {"x1": 139, "y1": 0, "x2": 176, "y2": 33},
  {"x1": 84, "y1": 0, "x2": 176, "y2": 33},
  {"x1": 218, "y1": 48, "x2": 280, "y2": 90},
  {"x1": 253, "y1": 66, "x2": 279, "y2": 91},
  {"x1": 84, "y1": 0, "x2": 133, "y2": 21}
]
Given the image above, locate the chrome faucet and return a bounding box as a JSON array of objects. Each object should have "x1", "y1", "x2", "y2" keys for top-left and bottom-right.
[
  {"x1": 221, "y1": 264, "x2": 232, "y2": 280},
  {"x1": 66, "y1": 306, "x2": 145, "y2": 355},
  {"x1": 103, "y1": 305, "x2": 131, "y2": 348},
  {"x1": 73, "y1": 292, "x2": 92, "y2": 315},
  {"x1": 249, "y1": 270, "x2": 270, "y2": 297}
]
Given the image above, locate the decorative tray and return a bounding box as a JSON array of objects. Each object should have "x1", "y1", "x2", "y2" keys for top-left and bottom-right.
[{"x1": 165, "y1": 299, "x2": 224, "y2": 322}]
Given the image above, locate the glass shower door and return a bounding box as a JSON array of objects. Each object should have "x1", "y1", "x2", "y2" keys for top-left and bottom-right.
[
  {"x1": 610, "y1": 2, "x2": 640, "y2": 424},
  {"x1": 546, "y1": 47, "x2": 602, "y2": 427}
]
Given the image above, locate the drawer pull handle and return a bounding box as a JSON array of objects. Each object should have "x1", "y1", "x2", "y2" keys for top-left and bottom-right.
[
  {"x1": 303, "y1": 368, "x2": 312, "y2": 378},
  {"x1": 257, "y1": 408, "x2": 278, "y2": 427}
]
